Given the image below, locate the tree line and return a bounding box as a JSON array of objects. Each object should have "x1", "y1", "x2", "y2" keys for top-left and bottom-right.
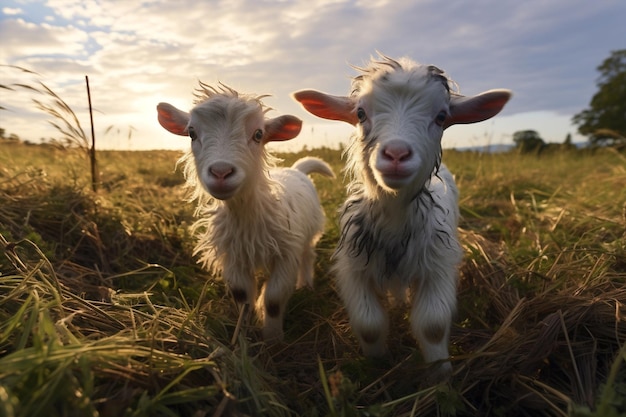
[{"x1": 515, "y1": 49, "x2": 626, "y2": 153}]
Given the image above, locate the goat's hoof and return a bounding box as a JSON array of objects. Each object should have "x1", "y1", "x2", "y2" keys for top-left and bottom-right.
[
  {"x1": 360, "y1": 341, "x2": 388, "y2": 358},
  {"x1": 262, "y1": 326, "x2": 284, "y2": 344},
  {"x1": 424, "y1": 361, "x2": 453, "y2": 385}
]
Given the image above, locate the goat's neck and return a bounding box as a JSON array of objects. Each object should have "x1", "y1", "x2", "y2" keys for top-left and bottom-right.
[{"x1": 363, "y1": 180, "x2": 429, "y2": 211}]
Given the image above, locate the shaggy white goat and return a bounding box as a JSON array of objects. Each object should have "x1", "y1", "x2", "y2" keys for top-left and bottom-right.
[
  {"x1": 157, "y1": 83, "x2": 334, "y2": 342},
  {"x1": 294, "y1": 56, "x2": 511, "y2": 374}
]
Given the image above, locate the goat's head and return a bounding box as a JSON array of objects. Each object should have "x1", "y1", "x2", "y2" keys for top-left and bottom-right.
[
  {"x1": 294, "y1": 56, "x2": 512, "y2": 195},
  {"x1": 157, "y1": 83, "x2": 302, "y2": 200}
]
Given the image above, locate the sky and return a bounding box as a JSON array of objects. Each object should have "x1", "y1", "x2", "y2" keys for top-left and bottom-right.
[{"x1": 0, "y1": 0, "x2": 624, "y2": 152}]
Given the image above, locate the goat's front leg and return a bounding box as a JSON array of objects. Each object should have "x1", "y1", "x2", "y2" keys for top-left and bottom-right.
[
  {"x1": 223, "y1": 262, "x2": 257, "y2": 306},
  {"x1": 257, "y1": 259, "x2": 298, "y2": 342},
  {"x1": 335, "y1": 257, "x2": 389, "y2": 356},
  {"x1": 223, "y1": 263, "x2": 256, "y2": 343},
  {"x1": 409, "y1": 263, "x2": 457, "y2": 376}
]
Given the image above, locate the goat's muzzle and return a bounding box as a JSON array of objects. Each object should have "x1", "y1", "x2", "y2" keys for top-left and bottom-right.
[{"x1": 205, "y1": 161, "x2": 239, "y2": 200}]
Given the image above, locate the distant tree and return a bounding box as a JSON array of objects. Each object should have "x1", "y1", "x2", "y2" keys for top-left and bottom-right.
[
  {"x1": 572, "y1": 49, "x2": 626, "y2": 147},
  {"x1": 513, "y1": 130, "x2": 545, "y2": 153},
  {"x1": 560, "y1": 133, "x2": 577, "y2": 150},
  {"x1": 0, "y1": 127, "x2": 5, "y2": 139},
  {"x1": 564, "y1": 133, "x2": 572, "y2": 146}
]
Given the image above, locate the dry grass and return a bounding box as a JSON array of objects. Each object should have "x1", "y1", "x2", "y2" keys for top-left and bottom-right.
[{"x1": 1, "y1": 142, "x2": 625, "y2": 416}]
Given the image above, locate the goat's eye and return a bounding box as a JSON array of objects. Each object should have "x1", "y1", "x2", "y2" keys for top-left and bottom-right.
[
  {"x1": 252, "y1": 129, "x2": 264, "y2": 143},
  {"x1": 188, "y1": 127, "x2": 197, "y2": 141},
  {"x1": 435, "y1": 111, "x2": 447, "y2": 127},
  {"x1": 356, "y1": 107, "x2": 367, "y2": 124}
]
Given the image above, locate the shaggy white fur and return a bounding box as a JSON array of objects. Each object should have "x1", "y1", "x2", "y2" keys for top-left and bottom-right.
[
  {"x1": 157, "y1": 83, "x2": 334, "y2": 342},
  {"x1": 294, "y1": 55, "x2": 511, "y2": 375}
]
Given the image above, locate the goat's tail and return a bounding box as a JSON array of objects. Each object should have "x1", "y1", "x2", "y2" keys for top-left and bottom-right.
[{"x1": 291, "y1": 157, "x2": 335, "y2": 178}]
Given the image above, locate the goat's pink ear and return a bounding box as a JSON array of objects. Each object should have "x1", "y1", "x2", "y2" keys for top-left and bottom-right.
[
  {"x1": 292, "y1": 90, "x2": 358, "y2": 125},
  {"x1": 264, "y1": 115, "x2": 302, "y2": 142},
  {"x1": 445, "y1": 89, "x2": 512, "y2": 129},
  {"x1": 157, "y1": 102, "x2": 190, "y2": 136}
]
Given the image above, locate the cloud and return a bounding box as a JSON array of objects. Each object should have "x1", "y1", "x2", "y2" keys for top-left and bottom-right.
[
  {"x1": 2, "y1": 7, "x2": 22, "y2": 15},
  {"x1": 1, "y1": 0, "x2": 624, "y2": 150},
  {"x1": 0, "y1": 18, "x2": 89, "y2": 61}
]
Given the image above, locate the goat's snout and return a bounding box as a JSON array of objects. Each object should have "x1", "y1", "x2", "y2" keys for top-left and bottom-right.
[
  {"x1": 374, "y1": 139, "x2": 417, "y2": 190},
  {"x1": 205, "y1": 161, "x2": 240, "y2": 200},
  {"x1": 381, "y1": 140, "x2": 412, "y2": 163},
  {"x1": 209, "y1": 161, "x2": 236, "y2": 180}
]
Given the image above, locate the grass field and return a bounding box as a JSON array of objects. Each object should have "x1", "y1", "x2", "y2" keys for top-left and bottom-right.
[{"x1": 1, "y1": 141, "x2": 625, "y2": 416}]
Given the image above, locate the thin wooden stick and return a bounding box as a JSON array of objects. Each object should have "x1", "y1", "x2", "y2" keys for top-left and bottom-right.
[{"x1": 85, "y1": 75, "x2": 98, "y2": 192}]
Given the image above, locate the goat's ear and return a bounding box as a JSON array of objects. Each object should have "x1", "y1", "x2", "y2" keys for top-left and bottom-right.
[
  {"x1": 292, "y1": 90, "x2": 358, "y2": 125},
  {"x1": 157, "y1": 102, "x2": 190, "y2": 136},
  {"x1": 264, "y1": 115, "x2": 302, "y2": 142},
  {"x1": 445, "y1": 89, "x2": 512, "y2": 129}
]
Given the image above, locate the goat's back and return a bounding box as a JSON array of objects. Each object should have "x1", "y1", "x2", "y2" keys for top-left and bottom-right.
[{"x1": 269, "y1": 166, "x2": 326, "y2": 235}]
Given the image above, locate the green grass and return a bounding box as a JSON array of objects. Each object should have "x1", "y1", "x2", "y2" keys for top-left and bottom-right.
[{"x1": 1, "y1": 141, "x2": 625, "y2": 416}]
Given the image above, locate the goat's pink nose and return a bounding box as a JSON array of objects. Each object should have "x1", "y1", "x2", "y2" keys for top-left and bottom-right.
[
  {"x1": 209, "y1": 162, "x2": 235, "y2": 180},
  {"x1": 382, "y1": 141, "x2": 412, "y2": 162}
]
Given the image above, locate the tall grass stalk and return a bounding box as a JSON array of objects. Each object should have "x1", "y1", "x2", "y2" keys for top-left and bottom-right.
[
  {"x1": 85, "y1": 75, "x2": 98, "y2": 192},
  {"x1": 1, "y1": 65, "x2": 98, "y2": 191}
]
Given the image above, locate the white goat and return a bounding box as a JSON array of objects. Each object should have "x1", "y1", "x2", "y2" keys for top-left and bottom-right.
[
  {"x1": 294, "y1": 56, "x2": 511, "y2": 374},
  {"x1": 157, "y1": 83, "x2": 334, "y2": 342}
]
